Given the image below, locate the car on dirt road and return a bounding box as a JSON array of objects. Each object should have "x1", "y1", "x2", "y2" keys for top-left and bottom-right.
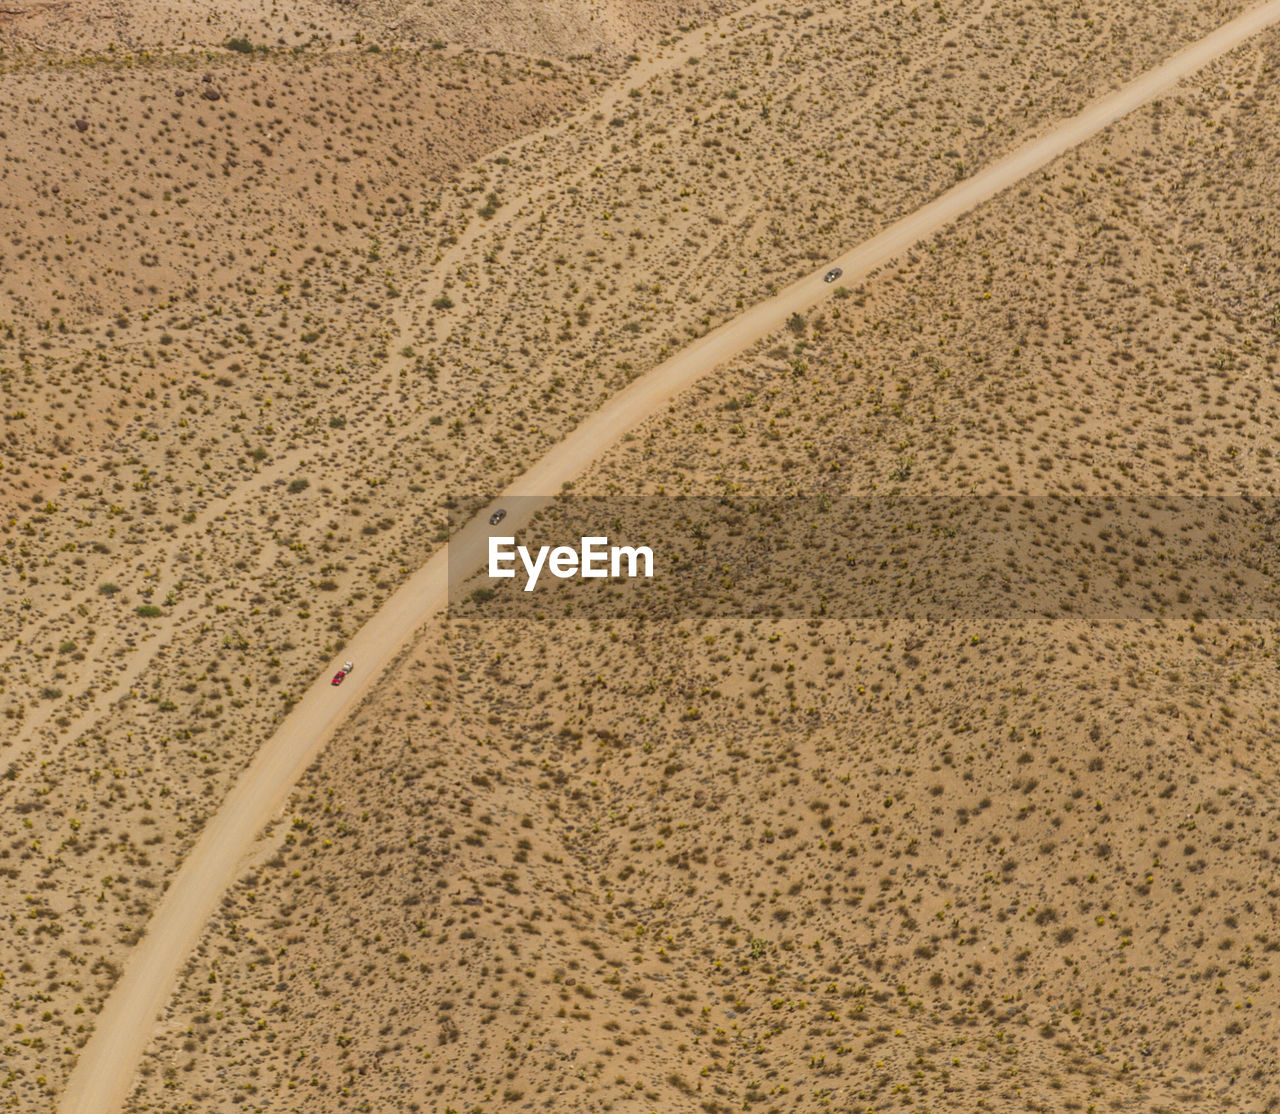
[
  {"x1": 331, "y1": 670, "x2": 346, "y2": 686},
  {"x1": 489, "y1": 509, "x2": 507, "y2": 526},
  {"x1": 824, "y1": 267, "x2": 843, "y2": 283}
]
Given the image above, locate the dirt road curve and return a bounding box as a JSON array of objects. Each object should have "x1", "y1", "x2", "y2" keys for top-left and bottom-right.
[{"x1": 58, "y1": 3, "x2": 1280, "y2": 1111}]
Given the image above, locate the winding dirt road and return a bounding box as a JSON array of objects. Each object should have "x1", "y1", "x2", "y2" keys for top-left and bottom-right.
[{"x1": 58, "y1": 2, "x2": 1280, "y2": 1111}]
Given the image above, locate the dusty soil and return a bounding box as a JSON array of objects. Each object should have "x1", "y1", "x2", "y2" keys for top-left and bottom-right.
[
  {"x1": 0, "y1": 0, "x2": 744, "y2": 59},
  {"x1": 116, "y1": 15, "x2": 1280, "y2": 1114},
  {"x1": 4, "y1": 0, "x2": 1280, "y2": 1112}
]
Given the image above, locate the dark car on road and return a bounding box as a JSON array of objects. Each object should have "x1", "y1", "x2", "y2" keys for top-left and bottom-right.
[
  {"x1": 489, "y1": 509, "x2": 507, "y2": 526},
  {"x1": 824, "y1": 267, "x2": 843, "y2": 283}
]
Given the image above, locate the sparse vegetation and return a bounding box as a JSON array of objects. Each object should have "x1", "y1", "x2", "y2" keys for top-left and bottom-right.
[{"x1": 3, "y1": 1, "x2": 1278, "y2": 1112}]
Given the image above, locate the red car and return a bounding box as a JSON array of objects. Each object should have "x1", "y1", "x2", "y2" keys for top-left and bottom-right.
[{"x1": 331, "y1": 670, "x2": 346, "y2": 686}]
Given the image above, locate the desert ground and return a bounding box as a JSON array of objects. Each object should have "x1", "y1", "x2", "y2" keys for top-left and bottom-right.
[{"x1": 4, "y1": 0, "x2": 1280, "y2": 1112}]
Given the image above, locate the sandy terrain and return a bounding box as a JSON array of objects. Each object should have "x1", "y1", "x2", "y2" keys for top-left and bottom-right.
[
  {"x1": 6, "y1": 0, "x2": 1280, "y2": 1112},
  {"x1": 0, "y1": 0, "x2": 742, "y2": 59},
  {"x1": 63, "y1": 3, "x2": 1280, "y2": 1114}
]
